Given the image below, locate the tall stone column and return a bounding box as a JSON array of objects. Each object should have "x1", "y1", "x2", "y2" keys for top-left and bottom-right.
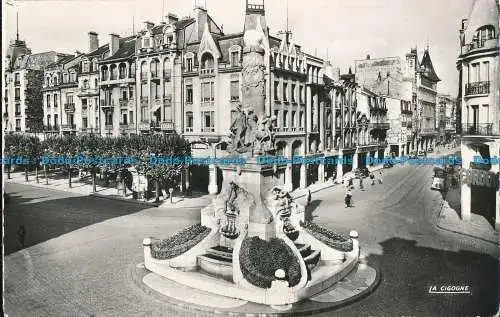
[
  {"x1": 208, "y1": 145, "x2": 218, "y2": 195},
  {"x1": 313, "y1": 91, "x2": 319, "y2": 131},
  {"x1": 461, "y1": 183, "x2": 471, "y2": 221},
  {"x1": 319, "y1": 101, "x2": 325, "y2": 151},
  {"x1": 300, "y1": 164, "x2": 307, "y2": 189},
  {"x1": 352, "y1": 151, "x2": 358, "y2": 170},
  {"x1": 284, "y1": 163, "x2": 293, "y2": 191},
  {"x1": 336, "y1": 155, "x2": 343, "y2": 183},
  {"x1": 318, "y1": 160, "x2": 325, "y2": 183},
  {"x1": 306, "y1": 85, "x2": 312, "y2": 133},
  {"x1": 184, "y1": 167, "x2": 190, "y2": 192}
]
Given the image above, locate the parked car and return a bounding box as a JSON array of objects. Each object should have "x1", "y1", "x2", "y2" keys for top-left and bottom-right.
[
  {"x1": 417, "y1": 150, "x2": 426, "y2": 158},
  {"x1": 354, "y1": 167, "x2": 370, "y2": 178},
  {"x1": 409, "y1": 151, "x2": 417, "y2": 159},
  {"x1": 427, "y1": 147, "x2": 434, "y2": 153},
  {"x1": 383, "y1": 161, "x2": 393, "y2": 168},
  {"x1": 431, "y1": 167, "x2": 447, "y2": 191}
]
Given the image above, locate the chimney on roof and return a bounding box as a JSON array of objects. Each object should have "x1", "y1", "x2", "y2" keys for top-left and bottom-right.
[
  {"x1": 89, "y1": 32, "x2": 99, "y2": 53},
  {"x1": 109, "y1": 33, "x2": 120, "y2": 55},
  {"x1": 194, "y1": 6, "x2": 208, "y2": 41},
  {"x1": 166, "y1": 13, "x2": 179, "y2": 24}
]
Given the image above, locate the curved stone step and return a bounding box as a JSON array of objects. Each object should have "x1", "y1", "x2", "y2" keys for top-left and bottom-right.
[
  {"x1": 304, "y1": 250, "x2": 321, "y2": 269},
  {"x1": 295, "y1": 243, "x2": 312, "y2": 257},
  {"x1": 206, "y1": 246, "x2": 233, "y2": 261}
]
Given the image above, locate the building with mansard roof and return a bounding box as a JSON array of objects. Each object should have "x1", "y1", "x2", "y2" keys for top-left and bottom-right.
[{"x1": 4, "y1": 32, "x2": 71, "y2": 134}]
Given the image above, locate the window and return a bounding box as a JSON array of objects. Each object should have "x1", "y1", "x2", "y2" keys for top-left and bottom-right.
[
  {"x1": 67, "y1": 94, "x2": 74, "y2": 104},
  {"x1": 283, "y1": 83, "x2": 288, "y2": 102},
  {"x1": 129, "y1": 86, "x2": 134, "y2": 98},
  {"x1": 15, "y1": 103, "x2": 20, "y2": 113},
  {"x1": 16, "y1": 119, "x2": 21, "y2": 129},
  {"x1": 186, "y1": 84, "x2": 193, "y2": 103},
  {"x1": 47, "y1": 115, "x2": 51, "y2": 126},
  {"x1": 186, "y1": 111, "x2": 194, "y2": 132},
  {"x1": 471, "y1": 63, "x2": 479, "y2": 83},
  {"x1": 54, "y1": 114, "x2": 59, "y2": 127},
  {"x1": 274, "y1": 81, "x2": 280, "y2": 100},
  {"x1": 152, "y1": 82, "x2": 160, "y2": 99},
  {"x1": 274, "y1": 110, "x2": 280, "y2": 127},
  {"x1": 83, "y1": 79, "x2": 89, "y2": 88},
  {"x1": 231, "y1": 51, "x2": 239, "y2": 66},
  {"x1": 121, "y1": 111, "x2": 128, "y2": 124},
  {"x1": 95, "y1": 117, "x2": 99, "y2": 128},
  {"x1": 299, "y1": 111, "x2": 304, "y2": 127},
  {"x1": 82, "y1": 62, "x2": 90, "y2": 73},
  {"x1": 482, "y1": 61, "x2": 489, "y2": 82},
  {"x1": 291, "y1": 111, "x2": 296, "y2": 127},
  {"x1": 82, "y1": 117, "x2": 88, "y2": 128},
  {"x1": 202, "y1": 111, "x2": 215, "y2": 132},
  {"x1": 63, "y1": 73, "x2": 68, "y2": 83},
  {"x1": 201, "y1": 82, "x2": 214, "y2": 103},
  {"x1": 54, "y1": 95, "x2": 58, "y2": 107},
  {"x1": 46, "y1": 95, "x2": 51, "y2": 107},
  {"x1": 82, "y1": 99, "x2": 88, "y2": 108},
  {"x1": 15, "y1": 88, "x2": 20, "y2": 99},
  {"x1": 119, "y1": 63, "x2": 127, "y2": 79},
  {"x1": 186, "y1": 57, "x2": 193, "y2": 72},
  {"x1": 143, "y1": 37, "x2": 151, "y2": 48},
  {"x1": 283, "y1": 110, "x2": 288, "y2": 127},
  {"x1": 141, "y1": 83, "x2": 148, "y2": 97},
  {"x1": 141, "y1": 106, "x2": 148, "y2": 121},
  {"x1": 230, "y1": 80, "x2": 239, "y2": 101},
  {"x1": 291, "y1": 84, "x2": 296, "y2": 102},
  {"x1": 14, "y1": 73, "x2": 20, "y2": 83},
  {"x1": 129, "y1": 111, "x2": 134, "y2": 124}
]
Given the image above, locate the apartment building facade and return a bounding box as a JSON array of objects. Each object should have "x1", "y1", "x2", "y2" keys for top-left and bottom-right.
[
  {"x1": 457, "y1": 0, "x2": 499, "y2": 230},
  {"x1": 4, "y1": 36, "x2": 70, "y2": 134}
]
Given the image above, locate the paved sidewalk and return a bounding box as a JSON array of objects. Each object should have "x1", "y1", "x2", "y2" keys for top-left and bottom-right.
[
  {"x1": 437, "y1": 182, "x2": 500, "y2": 245},
  {"x1": 5, "y1": 171, "x2": 211, "y2": 209}
]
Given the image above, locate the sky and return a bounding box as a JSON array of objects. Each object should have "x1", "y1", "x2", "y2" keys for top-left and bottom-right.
[{"x1": 3, "y1": 0, "x2": 476, "y2": 96}]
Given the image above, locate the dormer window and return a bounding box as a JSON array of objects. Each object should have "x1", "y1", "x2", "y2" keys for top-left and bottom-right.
[
  {"x1": 143, "y1": 37, "x2": 151, "y2": 49},
  {"x1": 63, "y1": 74, "x2": 68, "y2": 83},
  {"x1": 70, "y1": 72, "x2": 76, "y2": 82},
  {"x1": 229, "y1": 45, "x2": 241, "y2": 67}
]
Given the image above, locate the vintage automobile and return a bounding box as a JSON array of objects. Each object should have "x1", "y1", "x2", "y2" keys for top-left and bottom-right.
[
  {"x1": 427, "y1": 147, "x2": 434, "y2": 153},
  {"x1": 431, "y1": 167, "x2": 447, "y2": 191}
]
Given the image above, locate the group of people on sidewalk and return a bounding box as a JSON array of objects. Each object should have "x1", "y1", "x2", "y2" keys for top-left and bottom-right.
[{"x1": 344, "y1": 170, "x2": 384, "y2": 208}]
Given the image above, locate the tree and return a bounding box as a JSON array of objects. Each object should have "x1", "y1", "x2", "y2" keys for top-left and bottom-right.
[{"x1": 24, "y1": 70, "x2": 45, "y2": 133}]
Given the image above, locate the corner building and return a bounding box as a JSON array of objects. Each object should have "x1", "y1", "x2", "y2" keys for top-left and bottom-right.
[{"x1": 457, "y1": 0, "x2": 499, "y2": 229}]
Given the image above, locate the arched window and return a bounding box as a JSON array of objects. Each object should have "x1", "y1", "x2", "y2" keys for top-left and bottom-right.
[
  {"x1": 140, "y1": 61, "x2": 148, "y2": 79},
  {"x1": 110, "y1": 65, "x2": 118, "y2": 80},
  {"x1": 92, "y1": 59, "x2": 98, "y2": 72},
  {"x1": 118, "y1": 63, "x2": 127, "y2": 79},
  {"x1": 46, "y1": 77, "x2": 50, "y2": 86},
  {"x1": 70, "y1": 72, "x2": 76, "y2": 82},
  {"x1": 150, "y1": 59, "x2": 159, "y2": 76},
  {"x1": 185, "y1": 111, "x2": 194, "y2": 132},
  {"x1": 129, "y1": 61, "x2": 136, "y2": 78},
  {"x1": 163, "y1": 58, "x2": 171, "y2": 75},
  {"x1": 475, "y1": 25, "x2": 496, "y2": 47},
  {"x1": 201, "y1": 53, "x2": 214, "y2": 69},
  {"x1": 83, "y1": 79, "x2": 89, "y2": 88},
  {"x1": 101, "y1": 66, "x2": 108, "y2": 81}
]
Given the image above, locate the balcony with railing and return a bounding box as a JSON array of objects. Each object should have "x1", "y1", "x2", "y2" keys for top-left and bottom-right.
[
  {"x1": 100, "y1": 100, "x2": 115, "y2": 109},
  {"x1": 151, "y1": 72, "x2": 160, "y2": 81},
  {"x1": 140, "y1": 96, "x2": 149, "y2": 105},
  {"x1": 119, "y1": 98, "x2": 129, "y2": 107},
  {"x1": 160, "y1": 121, "x2": 175, "y2": 131},
  {"x1": 369, "y1": 122, "x2": 390, "y2": 130},
  {"x1": 465, "y1": 81, "x2": 490, "y2": 96},
  {"x1": 62, "y1": 124, "x2": 76, "y2": 131},
  {"x1": 199, "y1": 68, "x2": 215, "y2": 77},
  {"x1": 462, "y1": 123, "x2": 494, "y2": 136},
  {"x1": 138, "y1": 122, "x2": 150, "y2": 131},
  {"x1": 64, "y1": 103, "x2": 75, "y2": 112},
  {"x1": 78, "y1": 87, "x2": 99, "y2": 96}
]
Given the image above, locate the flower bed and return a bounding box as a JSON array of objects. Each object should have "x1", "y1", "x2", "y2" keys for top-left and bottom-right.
[
  {"x1": 239, "y1": 236, "x2": 301, "y2": 288},
  {"x1": 300, "y1": 221, "x2": 353, "y2": 252},
  {"x1": 151, "y1": 224, "x2": 211, "y2": 259}
]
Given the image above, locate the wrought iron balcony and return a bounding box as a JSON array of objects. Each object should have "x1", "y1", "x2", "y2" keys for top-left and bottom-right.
[
  {"x1": 119, "y1": 98, "x2": 129, "y2": 107},
  {"x1": 465, "y1": 81, "x2": 490, "y2": 96},
  {"x1": 160, "y1": 121, "x2": 175, "y2": 131},
  {"x1": 462, "y1": 123, "x2": 494, "y2": 136},
  {"x1": 369, "y1": 122, "x2": 390, "y2": 130},
  {"x1": 199, "y1": 68, "x2": 215, "y2": 77},
  {"x1": 64, "y1": 103, "x2": 75, "y2": 112},
  {"x1": 62, "y1": 124, "x2": 76, "y2": 131},
  {"x1": 138, "y1": 122, "x2": 150, "y2": 131},
  {"x1": 104, "y1": 124, "x2": 113, "y2": 130}
]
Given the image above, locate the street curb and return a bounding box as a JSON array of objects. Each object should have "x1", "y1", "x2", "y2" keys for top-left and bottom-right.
[
  {"x1": 130, "y1": 261, "x2": 381, "y2": 317},
  {"x1": 435, "y1": 182, "x2": 499, "y2": 246},
  {"x1": 90, "y1": 193, "x2": 161, "y2": 208}
]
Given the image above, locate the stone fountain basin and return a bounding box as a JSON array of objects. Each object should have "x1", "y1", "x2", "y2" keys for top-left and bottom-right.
[{"x1": 143, "y1": 230, "x2": 360, "y2": 306}]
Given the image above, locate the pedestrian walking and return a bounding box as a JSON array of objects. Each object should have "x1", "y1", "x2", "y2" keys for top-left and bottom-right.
[
  {"x1": 306, "y1": 189, "x2": 312, "y2": 206},
  {"x1": 369, "y1": 172, "x2": 375, "y2": 185},
  {"x1": 378, "y1": 171, "x2": 383, "y2": 184},
  {"x1": 17, "y1": 225, "x2": 26, "y2": 248},
  {"x1": 359, "y1": 176, "x2": 364, "y2": 190}
]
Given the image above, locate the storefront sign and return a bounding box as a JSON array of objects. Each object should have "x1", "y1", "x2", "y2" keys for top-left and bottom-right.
[{"x1": 462, "y1": 169, "x2": 499, "y2": 189}]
